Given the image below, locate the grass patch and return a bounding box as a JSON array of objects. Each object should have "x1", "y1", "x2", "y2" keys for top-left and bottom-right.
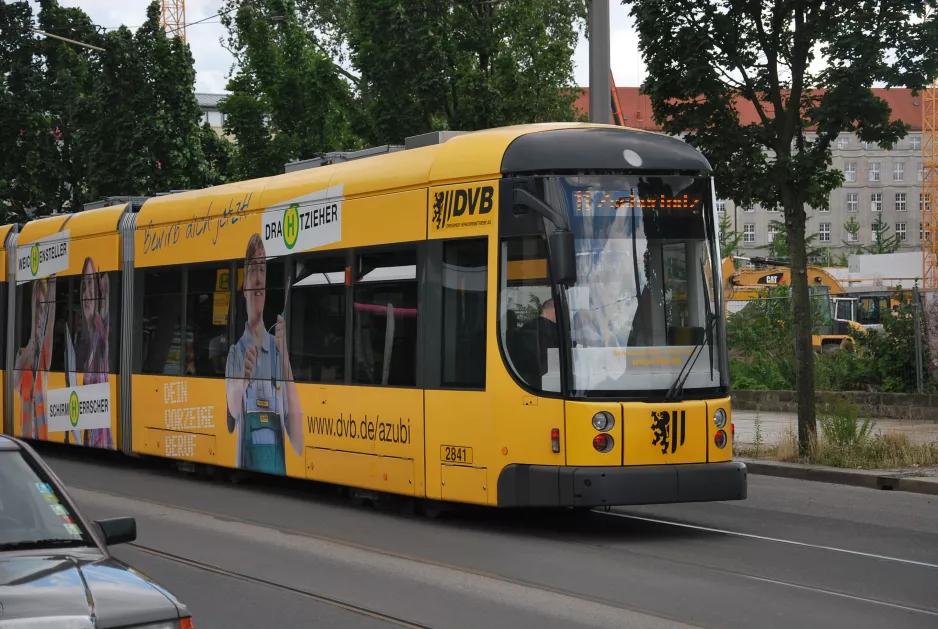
[{"x1": 740, "y1": 398, "x2": 938, "y2": 470}]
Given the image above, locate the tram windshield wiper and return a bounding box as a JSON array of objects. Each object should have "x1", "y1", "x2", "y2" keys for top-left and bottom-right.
[{"x1": 664, "y1": 258, "x2": 717, "y2": 402}]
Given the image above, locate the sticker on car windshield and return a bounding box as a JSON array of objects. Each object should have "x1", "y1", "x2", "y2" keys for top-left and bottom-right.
[
  {"x1": 35, "y1": 483, "x2": 52, "y2": 494},
  {"x1": 64, "y1": 523, "x2": 80, "y2": 535},
  {"x1": 50, "y1": 504, "x2": 68, "y2": 516},
  {"x1": 42, "y1": 493, "x2": 59, "y2": 504}
]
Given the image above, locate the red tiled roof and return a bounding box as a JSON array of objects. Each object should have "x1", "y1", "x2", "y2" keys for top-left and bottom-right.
[{"x1": 572, "y1": 87, "x2": 925, "y2": 132}]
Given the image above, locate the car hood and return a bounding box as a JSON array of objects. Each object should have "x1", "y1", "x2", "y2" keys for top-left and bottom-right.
[{"x1": 0, "y1": 551, "x2": 181, "y2": 628}]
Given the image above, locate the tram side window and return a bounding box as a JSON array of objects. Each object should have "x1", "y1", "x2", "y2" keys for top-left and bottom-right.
[
  {"x1": 188, "y1": 265, "x2": 232, "y2": 378},
  {"x1": 140, "y1": 269, "x2": 185, "y2": 375},
  {"x1": 499, "y1": 236, "x2": 559, "y2": 393},
  {"x1": 289, "y1": 256, "x2": 346, "y2": 384},
  {"x1": 353, "y1": 249, "x2": 418, "y2": 387},
  {"x1": 0, "y1": 282, "x2": 6, "y2": 364},
  {"x1": 441, "y1": 239, "x2": 487, "y2": 389}
]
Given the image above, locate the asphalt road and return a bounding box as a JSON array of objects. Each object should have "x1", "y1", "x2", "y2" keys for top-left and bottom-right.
[{"x1": 36, "y1": 445, "x2": 938, "y2": 629}]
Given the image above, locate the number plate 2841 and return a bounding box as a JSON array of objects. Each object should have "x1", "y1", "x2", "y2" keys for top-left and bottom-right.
[{"x1": 440, "y1": 445, "x2": 473, "y2": 464}]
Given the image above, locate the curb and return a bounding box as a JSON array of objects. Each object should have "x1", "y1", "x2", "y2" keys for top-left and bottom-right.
[{"x1": 739, "y1": 459, "x2": 938, "y2": 496}]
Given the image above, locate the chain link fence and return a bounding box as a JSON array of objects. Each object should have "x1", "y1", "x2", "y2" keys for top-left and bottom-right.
[{"x1": 725, "y1": 286, "x2": 933, "y2": 393}]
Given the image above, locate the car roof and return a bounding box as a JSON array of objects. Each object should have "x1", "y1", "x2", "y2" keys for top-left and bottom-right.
[{"x1": 0, "y1": 436, "x2": 23, "y2": 451}]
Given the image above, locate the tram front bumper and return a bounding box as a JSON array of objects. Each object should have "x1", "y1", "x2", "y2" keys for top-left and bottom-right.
[{"x1": 496, "y1": 461, "x2": 747, "y2": 508}]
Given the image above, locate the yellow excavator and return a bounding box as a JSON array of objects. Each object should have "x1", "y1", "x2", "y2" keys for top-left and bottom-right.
[{"x1": 721, "y1": 256, "x2": 864, "y2": 352}]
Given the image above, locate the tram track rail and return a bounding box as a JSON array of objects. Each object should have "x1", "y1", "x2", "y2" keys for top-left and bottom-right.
[{"x1": 126, "y1": 542, "x2": 435, "y2": 629}]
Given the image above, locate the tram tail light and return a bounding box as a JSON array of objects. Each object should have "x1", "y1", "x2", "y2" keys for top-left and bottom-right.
[
  {"x1": 592, "y1": 433, "x2": 613, "y2": 453},
  {"x1": 551, "y1": 428, "x2": 560, "y2": 453},
  {"x1": 714, "y1": 430, "x2": 728, "y2": 449}
]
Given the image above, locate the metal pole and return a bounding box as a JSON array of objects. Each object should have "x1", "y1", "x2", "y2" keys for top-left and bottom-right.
[
  {"x1": 913, "y1": 287, "x2": 924, "y2": 393},
  {"x1": 588, "y1": 0, "x2": 612, "y2": 124}
]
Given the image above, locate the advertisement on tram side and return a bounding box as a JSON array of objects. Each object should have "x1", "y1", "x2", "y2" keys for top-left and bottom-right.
[
  {"x1": 12, "y1": 228, "x2": 120, "y2": 450},
  {"x1": 130, "y1": 182, "x2": 427, "y2": 489}
]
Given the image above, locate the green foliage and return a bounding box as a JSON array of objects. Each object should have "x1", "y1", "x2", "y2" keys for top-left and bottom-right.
[
  {"x1": 728, "y1": 287, "x2": 932, "y2": 394},
  {"x1": 868, "y1": 216, "x2": 902, "y2": 254},
  {"x1": 717, "y1": 212, "x2": 741, "y2": 257},
  {"x1": 298, "y1": 0, "x2": 586, "y2": 146},
  {"x1": 0, "y1": 0, "x2": 213, "y2": 216},
  {"x1": 764, "y1": 219, "x2": 828, "y2": 264},
  {"x1": 219, "y1": 0, "x2": 361, "y2": 180}
]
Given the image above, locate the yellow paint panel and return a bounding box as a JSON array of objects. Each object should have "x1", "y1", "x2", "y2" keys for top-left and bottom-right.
[
  {"x1": 142, "y1": 428, "x2": 217, "y2": 463},
  {"x1": 136, "y1": 177, "x2": 271, "y2": 229},
  {"x1": 425, "y1": 390, "x2": 494, "y2": 501},
  {"x1": 306, "y1": 448, "x2": 415, "y2": 496},
  {"x1": 428, "y1": 123, "x2": 596, "y2": 183},
  {"x1": 428, "y1": 181, "x2": 497, "y2": 239},
  {"x1": 17, "y1": 206, "x2": 125, "y2": 244},
  {"x1": 338, "y1": 188, "x2": 427, "y2": 249},
  {"x1": 622, "y1": 400, "x2": 708, "y2": 465},
  {"x1": 135, "y1": 200, "x2": 261, "y2": 268},
  {"x1": 564, "y1": 401, "x2": 622, "y2": 466},
  {"x1": 16, "y1": 214, "x2": 70, "y2": 244},
  {"x1": 11, "y1": 372, "x2": 120, "y2": 451},
  {"x1": 0, "y1": 224, "x2": 15, "y2": 278},
  {"x1": 321, "y1": 146, "x2": 436, "y2": 198},
  {"x1": 304, "y1": 385, "x2": 424, "y2": 464},
  {"x1": 707, "y1": 398, "x2": 732, "y2": 462},
  {"x1": 132, "y1": 376, "x2": 424, "y2": 494},
  {"x1": 440, "y1": 465, "x2": 488, "y2": 505},
  {"x1": 507, "y1": 259, "x2": 547, "y2": 281}
]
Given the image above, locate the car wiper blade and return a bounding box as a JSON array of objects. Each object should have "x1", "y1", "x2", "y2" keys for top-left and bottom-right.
[{"x1": 0, "y1": 538, "x2": 86, "y2": 551}]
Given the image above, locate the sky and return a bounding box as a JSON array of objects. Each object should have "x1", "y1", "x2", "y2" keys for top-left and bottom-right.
[{"x1": 32, "y1": 0, "x2": 645, "y2": 94}]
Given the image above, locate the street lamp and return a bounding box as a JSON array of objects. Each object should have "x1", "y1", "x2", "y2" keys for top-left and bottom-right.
[{"x1": 587, "y1": 0, "x2": 611, "y2": 124}]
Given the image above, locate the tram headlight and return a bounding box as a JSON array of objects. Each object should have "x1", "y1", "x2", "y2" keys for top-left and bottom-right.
[
  {"x1": 592, "y1": 411, "x2": 615, "y2": 432},
  {"x1": 713, "y1": 408, "x2": 727, "y2": 429}
]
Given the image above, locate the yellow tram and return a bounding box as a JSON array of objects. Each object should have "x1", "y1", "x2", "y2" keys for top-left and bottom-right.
[{"x1": 2, "y1": 123, "x2": 746, "y2": 508}]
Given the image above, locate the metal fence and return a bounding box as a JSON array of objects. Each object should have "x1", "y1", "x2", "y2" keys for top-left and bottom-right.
[{"x1": 724, "y1": 289, "x2": 933, "y2": 394}]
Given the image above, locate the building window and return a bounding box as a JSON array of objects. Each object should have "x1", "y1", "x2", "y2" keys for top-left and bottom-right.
[
  {"x1": 922, "y1": 193, "x2": 932, "y2": 212},
  {"x1": 768, "y1": 224, "x2": 779, "y2": 242},
  {"x1": 847, "y1": 230, "x2": 859, "y2": 243},
  {"x1": 844, "y1": 163, "x2": 857, "y2": 182},
  {"x1": 441, "y1": 239, "x2": 487, "y2": 389},
  {"x1": 919, "y1": 163, "x2": 924, "y2": 182},
  {"x1": 742, "y1": 204, "x2": 754, "y2": 213},
  {"x1": 352, "y1": 249, "x2": 419, "y2": 387},
  {"x1": 861, "y1": 141, "x2": 873, "y2": 150},
  {"x1": 869, "y1": 162, "x2": 880, "y2": 182},
  {"x1": 819, "y1": 222, "x2": 831, "y2": 243},
  {"x1": 893, "y1": 163, "x2": 904, "y2": 182},
  {"x1": 743, "y1": 223, "x2": 755, "y2": 243},
  {"x1": 896, "y1": 222, "x2": 907, "y2": 242},
  {"x1": 921, "y1": 223, "x2": 931, "y2": 243},
  {"x1": 871, "y1": 193, "x2": 882, "y2": 212},
  {"x1": 895, "y1": 192, "x2": 907, "y2": 212},
  {"x1": 716, "y1": 200, "x2": 726, "y2": 213},
  {"x1": 837, "y1": 137, "x2": 849, "y2": 150},
  {"x1": 911, "y1": 136, "x2": 922, "y2": 150},
  {"x1": 207, "y1": 110, "x2": 224, "y2": 127},
  {"x1": 846, "y1": 192, "x2": 858, "y2": 213}
]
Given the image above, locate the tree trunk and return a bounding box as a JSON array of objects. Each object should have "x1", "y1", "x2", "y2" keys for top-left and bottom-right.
[{"x1": 782, "y1": 187, "x2": 817, "y2": 456}]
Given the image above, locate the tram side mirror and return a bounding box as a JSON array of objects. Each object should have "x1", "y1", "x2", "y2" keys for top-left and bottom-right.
[{"x1": 549, "y1": 231, "x2": 577, "y2": 287}]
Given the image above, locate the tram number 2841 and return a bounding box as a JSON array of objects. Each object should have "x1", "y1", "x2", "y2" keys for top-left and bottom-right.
[{"x1": 440, "y1": 446, "x2": 473, "y2": 465}]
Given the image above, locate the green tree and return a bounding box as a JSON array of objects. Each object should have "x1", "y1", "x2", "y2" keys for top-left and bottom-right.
[
  {"x1": 764, "y1": 218, "x2": 827, "y2": 265},
  {"x1": 624, "y1": 0, "x2": 938, "y2": 454},
  {"x1": 85, "y1": 2, "x2": 209, "y2": 198},
  {"x1": 718, "y1": 211, "x2": 742, "y2": 258},
  {"x1": 0, "y1": 1, "x2": 53, "y2": 221},
  {"x1": 300, "y1": 0, "x2": 586, "y2": 145},
  {"x1": 219, "y1": 0, "x2": 360, "y2": 180},
  {"x1": 869, "y1": 216, "x2": 902, "y2": 254},
  {"x1": 35, "y1": 0, "x2": 104, "y2": 213},
  {"x1": 200, "y1": 124, "x2": 236, "y2": 187}
]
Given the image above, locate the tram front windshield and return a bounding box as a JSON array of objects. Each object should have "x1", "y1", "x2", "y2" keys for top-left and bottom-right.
[{"x1": 544, "y1": 174, "x2": 724, "y2": 396}]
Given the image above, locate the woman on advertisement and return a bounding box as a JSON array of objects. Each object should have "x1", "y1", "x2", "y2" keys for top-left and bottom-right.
[
  {"x1": 14, "y1": 276, "x2": 56, "y2": 440},
  {"x1": 77, "y1": 256, "x2": 113, "y2": 449},
  {"x1": 225, "y1": 234, "x2": 303, "y2": 474}
]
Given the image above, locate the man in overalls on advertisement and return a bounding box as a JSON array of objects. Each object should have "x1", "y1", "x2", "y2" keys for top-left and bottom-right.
[{"x1": 225, "y1": 234, "x2": 303, "y2": 475}]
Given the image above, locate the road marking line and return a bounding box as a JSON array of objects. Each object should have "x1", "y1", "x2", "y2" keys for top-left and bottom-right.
[{"x1": 600, "y1": 511, "x2": 938, "y2": 570}]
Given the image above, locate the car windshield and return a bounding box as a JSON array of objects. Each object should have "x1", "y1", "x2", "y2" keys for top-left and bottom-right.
[
  {"x1": 545, "y1": 174, "x2": 724, "y2": 394},
  {"x1": 0, "y1": 450, "x2": 88, "y2": 549}
]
